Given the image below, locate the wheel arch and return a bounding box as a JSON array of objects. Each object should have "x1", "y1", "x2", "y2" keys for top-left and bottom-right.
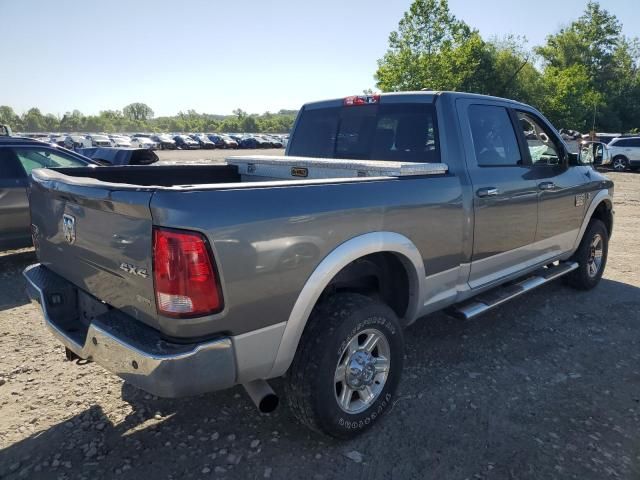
[
  {"x1": 267, "y1": 232, "x2": 425, "y2": 378},
  {"x1": 574, "y1": 190, "x2": 614, "y2": 251}
]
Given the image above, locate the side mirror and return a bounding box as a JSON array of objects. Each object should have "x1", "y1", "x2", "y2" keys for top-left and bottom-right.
[{"x1": 578, "y1": 141, "x2": 610, "y2": 166}]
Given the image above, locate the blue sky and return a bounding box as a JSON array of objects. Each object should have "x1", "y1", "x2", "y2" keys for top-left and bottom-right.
[{"x1": 1, "y1": 0, "x2": 638, "y2": 117}]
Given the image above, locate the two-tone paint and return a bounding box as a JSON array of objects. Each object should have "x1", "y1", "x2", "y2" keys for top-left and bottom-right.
[{"x1": 25, "y1": 92, "x2": 614, "y2": 393}]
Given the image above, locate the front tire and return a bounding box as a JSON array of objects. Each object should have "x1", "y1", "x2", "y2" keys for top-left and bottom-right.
[
  {"x1": 567, "y1": 219, "x2": 608, "y2": 290},
  {"x1": 612, "y1": 155, "x2": 628, "y2": 171},
  {"x1": 285, "y1": 293, "x2": 404, "y2": 439}
]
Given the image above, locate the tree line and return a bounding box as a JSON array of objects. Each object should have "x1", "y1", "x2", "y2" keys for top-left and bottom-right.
[
  {"x1": 0, "y1": 103, "x2": 298, "y2": 134},
  {"x1": 376, "y1": 0, "x2": 640, "y2": 133}
]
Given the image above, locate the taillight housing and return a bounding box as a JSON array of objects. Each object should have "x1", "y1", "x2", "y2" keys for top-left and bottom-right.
[
  {"x1": 344, "y1": 94, "x2": 380, "y2": 106},
  {"x1": 153, "y1": 227, "x2": 223, "y2": 318}
]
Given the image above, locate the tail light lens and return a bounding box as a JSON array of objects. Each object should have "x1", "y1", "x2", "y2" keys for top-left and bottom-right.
[
  {"x1": 344, "y1": 94, "x2": 380, "y2": 106},
  {"x1": 153, "y1": 227, "x2": 223, "y2": 317}
]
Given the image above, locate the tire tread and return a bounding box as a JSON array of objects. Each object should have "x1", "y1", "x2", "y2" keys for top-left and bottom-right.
[{"x1": 285, "y1": 293, "x2": 394, "y2": 437}]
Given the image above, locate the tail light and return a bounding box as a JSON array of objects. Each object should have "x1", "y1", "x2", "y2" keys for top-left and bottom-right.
[{"x1": 153, "y1": 227, "x2": 223, "y2": 317}]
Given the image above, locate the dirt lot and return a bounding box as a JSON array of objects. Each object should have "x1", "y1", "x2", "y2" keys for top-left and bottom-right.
[{"x1": 0, "y1": 170, "x2": 639, "y2": 480}]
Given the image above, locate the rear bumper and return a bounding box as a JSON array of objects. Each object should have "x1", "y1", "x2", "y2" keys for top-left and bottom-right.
[{"x1": 23, "y1": 263, "x2": 236, "y2": 397}]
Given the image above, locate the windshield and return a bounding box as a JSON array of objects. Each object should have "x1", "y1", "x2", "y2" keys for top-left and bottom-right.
[{"x1": 288, "y1": 103, "x2": 439, "y2": 162}]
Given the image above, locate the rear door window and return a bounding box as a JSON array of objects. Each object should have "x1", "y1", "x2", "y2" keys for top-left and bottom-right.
[
  {"x1": 468, "y1": 105, "x2": 522, "y2": 166},
  {"x1": 289, "y1": 103, "x2": 440, "y2": 163}
]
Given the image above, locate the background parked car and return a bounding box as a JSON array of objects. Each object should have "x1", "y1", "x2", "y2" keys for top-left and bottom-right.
[
  {"x1": 52, "y1": 135, "x2": 67, "y2": 147},
  {"x1": 607, "y1": 136, "x2": 640, "y2": 171},
  {"x1": 206, "y1": 134, "x2": 226, "y2": 148},
  {"x1": 130, "y1": 137, "x2": 158, "y2": 149},
  {"x1": 0, "y1": 137, "x2": 96, "y2": 249},
  {"x1": 220, "y1": 135, "x2": 239, "y2": 148},
  {"x1": 86, "y1": 134, "x2": 112, "y2": 147},
  {"x1": 78, "y1": 147, "x2": 159, "y2": 166},
  {"x1": 190, "y1": 134, "x2": 216, "y2": 149},
  {"x1": 109, "y1": 135, "x2": 132, "y2": 148},
  {"x1": 173, "y1": 134, "x2": 200, "y2": 149},
  {"x1": 150, "y1": 134, "x2": 177, "y2": 150},
  {"x1": 64, "y1": 135, "x2": 86, "y2": 150},
  {"x1": 262, "y1": 135, "x2": 283, "y2": 148}
]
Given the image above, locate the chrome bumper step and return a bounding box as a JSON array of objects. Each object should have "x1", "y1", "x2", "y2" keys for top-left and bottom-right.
[{"x1": 448, "y1": 261, "x2": 579, "y2": 320}]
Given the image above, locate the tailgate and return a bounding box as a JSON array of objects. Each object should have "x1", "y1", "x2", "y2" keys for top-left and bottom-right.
[{"x1": 29, "y1": 169, "x2": 158, "y2": 327}]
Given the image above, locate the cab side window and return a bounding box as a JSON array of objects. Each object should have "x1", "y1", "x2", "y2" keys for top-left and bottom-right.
[
  {"x1": 468, "y1": 105, "x2": 522, "y2": 166},
  {"x1": 516, "y1": 112, "x2": 562, "y2": 165}
]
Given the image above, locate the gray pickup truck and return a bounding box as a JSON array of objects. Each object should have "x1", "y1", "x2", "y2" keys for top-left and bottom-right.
[{"x1": 24, "y1": 92, "x2": 614, "y2": 438}]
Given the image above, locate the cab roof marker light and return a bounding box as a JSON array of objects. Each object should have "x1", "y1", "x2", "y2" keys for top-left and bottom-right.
[{"x1": 344, "y1": 95, "x2": 380, "y2": 106}]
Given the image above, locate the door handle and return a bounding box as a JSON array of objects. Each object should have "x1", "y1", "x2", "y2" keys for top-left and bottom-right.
[
  {"x1": 476, "y1": 187, "x2": 499, "y2": 198},
  {"x1": 538, "y1": 181, "x2": 555, "y2": 191}
]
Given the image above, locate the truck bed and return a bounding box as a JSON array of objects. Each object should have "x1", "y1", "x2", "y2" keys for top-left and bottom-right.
[
  {"x1": 28, "y1": 157, "x2": 461, "y2": 340},
  {"x1": 44, "y1": 155, "x2": 447, "y2": 189}
]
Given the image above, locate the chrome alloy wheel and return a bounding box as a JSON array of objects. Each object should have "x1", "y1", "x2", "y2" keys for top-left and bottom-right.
[
  {"x1": 587, "y1": 233, "x2": 604, "y2": 278},
  {"x1": 612, "y1": 157, "x2": 627, "y2": 171},
  {"x1": 334, "y1": 328, "x2": 390, "y2": 414}
]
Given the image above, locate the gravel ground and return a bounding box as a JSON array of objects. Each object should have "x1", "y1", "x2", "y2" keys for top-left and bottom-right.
[{"x1": 0, "y1": 170, "x2": 639, "y2": 480}]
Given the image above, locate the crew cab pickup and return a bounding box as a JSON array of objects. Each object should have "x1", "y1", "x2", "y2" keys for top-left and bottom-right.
[{"x1": 24, "y1": 92, "x2": 614, "y2": 438}]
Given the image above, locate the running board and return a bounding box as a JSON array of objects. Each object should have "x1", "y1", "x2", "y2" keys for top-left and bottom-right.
[{"x1": 448, "y1": 261, "x2": 579, "y2": 320}]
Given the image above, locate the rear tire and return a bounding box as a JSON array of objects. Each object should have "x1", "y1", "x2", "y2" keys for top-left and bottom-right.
[
  {"x1": 567, "y1": 219, "x2": 608, "y2": 290},
  {"x1": 285, "y1": 293, "x2": 404, "y2": 439}
]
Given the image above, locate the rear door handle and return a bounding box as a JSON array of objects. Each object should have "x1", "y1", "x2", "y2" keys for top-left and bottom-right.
[
  {"x1": 476, "y1": 187, "x2": 499, "y2": 198},
  {"x1": 538, "y1": 181, "x2": 555, "y2": 191}
]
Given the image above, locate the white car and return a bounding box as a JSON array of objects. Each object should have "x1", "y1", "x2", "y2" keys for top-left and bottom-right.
[
  {"x1": 86, "y1": 134, "x2": 112, "y2": 147},
  {"x1": 130, "y1": 137, "x2": 158, "y2": 150},
  {"x1": 607, "y1": 136, "x2": 640, "y2": 171},
  {"x1": 110, "y1": 136, "x2": 132, "y2": 148}
]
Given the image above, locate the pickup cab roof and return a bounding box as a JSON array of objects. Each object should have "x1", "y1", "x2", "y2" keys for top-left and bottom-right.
[{"x1": 300, "y1": 91, "x2": 531, "y2": 110}]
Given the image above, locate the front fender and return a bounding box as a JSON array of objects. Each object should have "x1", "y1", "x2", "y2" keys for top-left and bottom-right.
[{"x1": 573, "y1": 189, "x2": 613, "y2": 251}]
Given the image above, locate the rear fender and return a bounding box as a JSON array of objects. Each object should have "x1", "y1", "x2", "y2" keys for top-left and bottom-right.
[{"x1": 267, "y1": 231, "x2": 424, "y2": 378}]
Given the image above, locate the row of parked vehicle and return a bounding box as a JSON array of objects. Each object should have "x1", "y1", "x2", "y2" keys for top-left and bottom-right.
[{"x1": 21, "y1": 132, "x2": 289, "y2": 151}]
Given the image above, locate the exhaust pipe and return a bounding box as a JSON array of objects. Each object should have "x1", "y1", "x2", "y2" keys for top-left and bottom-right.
[{"x1": 242, "y1": 380, "x2": 279, "y2": 413}]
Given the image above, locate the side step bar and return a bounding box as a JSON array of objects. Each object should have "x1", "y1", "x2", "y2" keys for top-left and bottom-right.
[{"x1": 448, "y1": 261, "x2": 579, "y2": 320}]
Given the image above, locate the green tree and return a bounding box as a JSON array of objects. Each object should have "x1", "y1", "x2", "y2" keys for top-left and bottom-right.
[
  {"x1": 0, "y1": 105, "x2": 22, "y2": 130},
  {"x1": 376, "y1": 0, "x2": 482, "y2": 91},
  {"x1": 374, "y1": 0, "x2": 539, "y2": 104},
  {"x1": 59, "y1": 110, "x2": 85, "y2": 132},
  {"x1": 536, "y1": 1, "x2": 640, "y2": 131},
  {"x1": 487, "y1": 36, "x2": 543, "y2": 106},
  {"x1": 123, "y1": 102, "x2": 154, "y2": 122},
  {"x1": 23, "y1": 108, "x2": 45, "y2": 132},
  {"x1": 540, "y1": 65, "x2": 601, "y2": 131}
]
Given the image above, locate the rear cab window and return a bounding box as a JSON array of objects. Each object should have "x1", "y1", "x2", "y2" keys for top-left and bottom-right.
[
  {"x1": 288, "y1": 101, "x2": 440, "y2": 163},
  {"x1": 13, "y1": 147, "x2": 88, "y2": 176}
]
